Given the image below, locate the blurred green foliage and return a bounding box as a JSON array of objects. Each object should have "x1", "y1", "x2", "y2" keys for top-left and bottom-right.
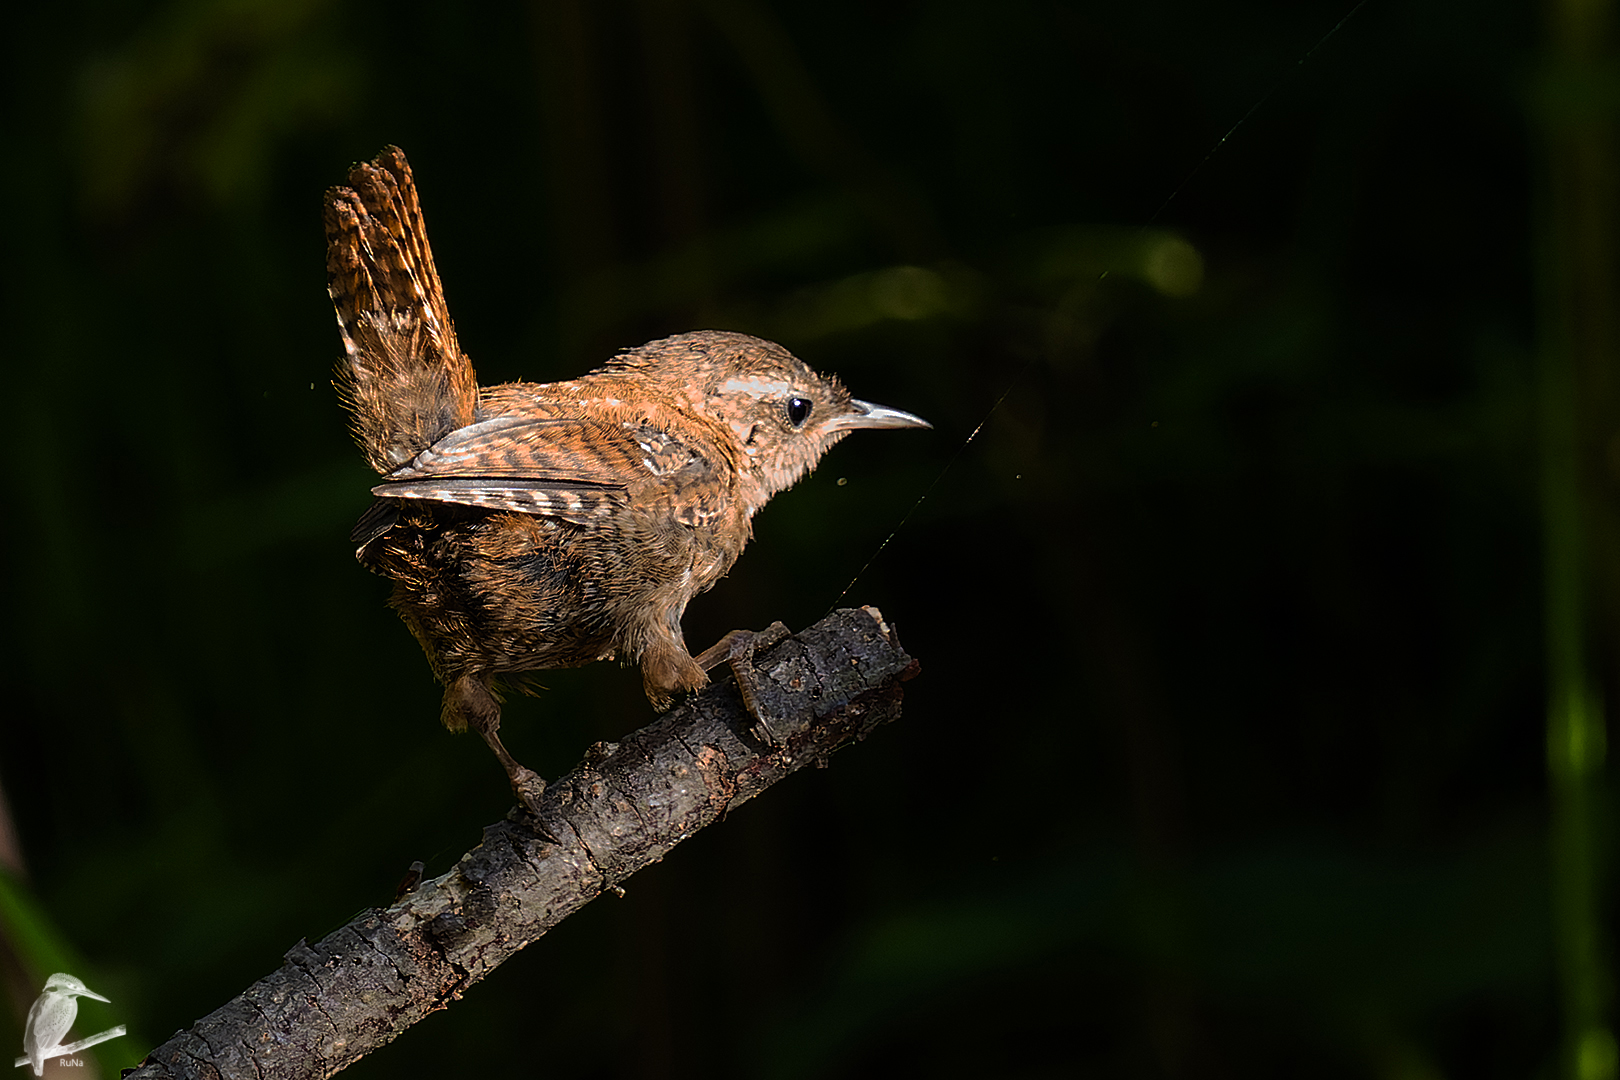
[{"x1": 0, "y1": 0, "x2": 1612, "y2": 1077}]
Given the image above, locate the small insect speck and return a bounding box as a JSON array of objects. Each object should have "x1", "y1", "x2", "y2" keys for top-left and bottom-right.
[
  {"x1": 837, "y1": 477, "x2": 848, "y2": 486},
  {"x1": 1152, "y1": 421, "x2": 1159, "y2": 428}
]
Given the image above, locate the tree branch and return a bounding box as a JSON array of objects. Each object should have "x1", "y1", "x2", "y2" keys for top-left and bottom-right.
[{"x1": 127, "y1": 606, "x2": 917, "y2": 1080}]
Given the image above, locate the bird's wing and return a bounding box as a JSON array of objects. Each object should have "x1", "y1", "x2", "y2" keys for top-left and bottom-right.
[
  {"x1": 370, "y1": 415, "x2": 727, "y2": 526},
  {"x1": 24, "y1": 995, "x2": 75, "y2": 1057}
]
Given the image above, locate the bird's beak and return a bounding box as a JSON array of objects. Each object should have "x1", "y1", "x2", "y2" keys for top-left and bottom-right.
[
  {"x1": 827, "y1": 399, "x2": 932, "y2": 433},
  {"x1": 80, "y1": 988, "x2": 110, "y2": 1003}
]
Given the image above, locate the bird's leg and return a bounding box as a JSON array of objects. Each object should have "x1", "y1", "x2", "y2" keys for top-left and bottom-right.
[
  {"x1": 694, "y1": 621, "x2": 792, "y2": 745},
  {"x1": 443, "y1": 675, "x2": 549, "y2": 816},
  {"x1": 640, "y1": 623, "x2": 711, "y2": 711}
]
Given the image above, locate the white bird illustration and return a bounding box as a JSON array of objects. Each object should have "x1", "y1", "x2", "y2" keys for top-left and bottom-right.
[{"x1": 20, "y1": 974, "x2": 110, "y2": 1076}]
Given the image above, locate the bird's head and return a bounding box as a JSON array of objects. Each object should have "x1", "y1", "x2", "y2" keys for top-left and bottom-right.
[
  {"x1": 606, "y1": 331, "x2": 931, "y2": 507},
  {"x1": 41, "y1": 974, "x2": 109, "y2": 1003}
]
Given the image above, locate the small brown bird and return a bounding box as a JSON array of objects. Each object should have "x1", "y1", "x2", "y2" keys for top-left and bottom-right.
[{"x1": 323, "y1": 147, "x2": 929, "y2": 810}]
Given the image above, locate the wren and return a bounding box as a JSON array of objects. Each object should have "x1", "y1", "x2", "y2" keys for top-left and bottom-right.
[{"x1": 324, "y1": 147, "x2": 930, "y2": 811}]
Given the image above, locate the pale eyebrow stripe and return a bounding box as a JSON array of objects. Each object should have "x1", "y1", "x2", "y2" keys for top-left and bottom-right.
[{"x1": 717, "y1": 377, "x2": 791, "y2": 398}]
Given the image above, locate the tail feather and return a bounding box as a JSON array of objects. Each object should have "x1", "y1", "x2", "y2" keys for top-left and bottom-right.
[{"x1": 325, "y1": 147, "x2": 478, "y2": 474}]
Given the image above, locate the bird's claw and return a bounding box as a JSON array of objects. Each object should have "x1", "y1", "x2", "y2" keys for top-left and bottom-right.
[{"x1": 695, "y1": 621, "x2": 793, "y2": 746}]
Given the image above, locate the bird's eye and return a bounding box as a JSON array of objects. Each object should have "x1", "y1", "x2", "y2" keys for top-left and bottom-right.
[{"x1": 786, "y1": 397, "x2": 812, "y2": 427}]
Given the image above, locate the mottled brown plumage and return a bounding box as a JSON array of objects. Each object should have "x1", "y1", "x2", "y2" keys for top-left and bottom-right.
[{"x1": 324, "y1": 147, "x2": 929, "y2": 809}]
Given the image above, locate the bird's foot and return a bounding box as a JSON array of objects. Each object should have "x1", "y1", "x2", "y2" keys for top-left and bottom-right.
[
  {"x1": 505, "y1": 765, "x2": 563, "y2": 842},
  {"x1": 447, "y1": 675, "x2": 560, "y2": 840},
  {"x1": 696, "y1": 621, "x2": 792, "y2": 746},
  {"x1": 509, "y1": 764, "x2": 547, "y2": 813}
]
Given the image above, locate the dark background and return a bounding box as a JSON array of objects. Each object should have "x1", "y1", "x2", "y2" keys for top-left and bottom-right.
[{"x1": 1, "y1": 0, "x2": 1614, "y2": 1076}]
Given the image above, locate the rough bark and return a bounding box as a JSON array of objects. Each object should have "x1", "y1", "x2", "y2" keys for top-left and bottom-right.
[{"x1": 126, "y1": 606, "x2": 917, "y2": 1080}]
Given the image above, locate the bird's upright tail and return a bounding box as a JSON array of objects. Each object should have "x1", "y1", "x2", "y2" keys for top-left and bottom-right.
[{"x1": 324, "y1": 146, "x2": 478, "y2": 474}]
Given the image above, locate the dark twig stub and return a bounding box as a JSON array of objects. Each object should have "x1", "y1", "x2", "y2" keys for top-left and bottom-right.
[{"x1": 124, "y1": 607, "x2": 916, "y2": 1080}]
